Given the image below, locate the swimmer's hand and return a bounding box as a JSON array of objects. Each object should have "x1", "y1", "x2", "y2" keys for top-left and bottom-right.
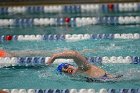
[{"x1": 46, "y1": 56, "x2": 55, "y2": 65}]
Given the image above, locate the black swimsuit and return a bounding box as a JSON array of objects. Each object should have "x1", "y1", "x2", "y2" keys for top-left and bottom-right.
[
  {"x1": 85, "y1": 73, "x2": 123, "y2": 82},
  {"x1": 85, "y1": 73, "x2": 110, "y2": 82}
]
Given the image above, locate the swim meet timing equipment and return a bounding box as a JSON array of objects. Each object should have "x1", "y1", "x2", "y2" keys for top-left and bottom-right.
[
  {"x1": 0, "y1": 3, "x2": 139, "y2": 14},
  {"x1": 0, "y1": 33, "x2": 139, "y2": 42},
  {"x1": 0, "y1": 16, "x2": 140, "y2": 27},
  {"x1": 0, "y1": 56, "x2": 139, "y2": 68},
  {"x1": 2, "y1": 88, "x2": 140, "y2": 93}
]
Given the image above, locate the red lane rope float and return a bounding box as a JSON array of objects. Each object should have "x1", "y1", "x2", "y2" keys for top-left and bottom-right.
[
  {"x1": 5, "y1": 35, "x2": 13, "y2": 41},
  {"x1": 65, "y1": 17, "x2": 70, "y2": 23},
  {"x1": 108, "y1": 3, "x2": 114, "y2": 12}
]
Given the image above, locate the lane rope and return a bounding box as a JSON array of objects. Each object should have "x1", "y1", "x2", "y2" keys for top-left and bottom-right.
[
  {"x1": 0, "y1": 56, "x2": 139, "y2": 67},
  {"x1": 0, "y1": 34, "x2": 139, "y2": 42},
  {"x1": 0, "y1": 16, "x2": 140, "y2": 27},
  {"x1": 0, "y1": 3, "x2": 139, "y2": 14}
]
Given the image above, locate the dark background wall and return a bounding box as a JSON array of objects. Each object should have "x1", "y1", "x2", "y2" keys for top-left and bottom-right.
[{"x1": 0, "y1": 0, "x2": 140, "y2": 6}]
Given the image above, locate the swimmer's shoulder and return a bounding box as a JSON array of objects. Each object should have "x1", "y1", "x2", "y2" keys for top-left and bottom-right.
[{"x1": 78, "y1": 63, "x2": 91, "y2": 72}]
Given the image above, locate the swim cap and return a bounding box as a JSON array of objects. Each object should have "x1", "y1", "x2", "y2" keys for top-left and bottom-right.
[
  {"x1": 0, "y1": 50, "x2": 7, "y2": 57},
  {"x1": 57, "y1": 63, "x2": 71, "y2": 74}
]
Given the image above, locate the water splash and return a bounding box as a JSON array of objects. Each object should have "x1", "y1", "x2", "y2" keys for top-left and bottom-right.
[{"x1": 115, "y1": 68, "x2": 140, "y2": 81}]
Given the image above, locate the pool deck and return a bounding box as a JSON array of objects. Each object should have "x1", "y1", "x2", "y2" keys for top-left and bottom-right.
[{"x1": 0, "y1": 0, "x2": 139, "y2": 6}]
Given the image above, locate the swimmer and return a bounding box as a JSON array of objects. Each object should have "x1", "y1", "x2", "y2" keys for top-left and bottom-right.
[
  {"x1": 0, "y1": 48, "x2": 96, "y2": 57},
  {"x1": 0, "y1": 90, "x2": 8, "y2": 93},
  {"x1": 0, "y1": 50, "x2": 11, "y2": 57},
  {"x1": 0, "y1": 49, "x2": 122, "y2": 80},
  {"x1": 47, "y1": 50, "x2": 122, "y2": 80},
  {"x1": 0, "y1": 50, "x2": 53, "y2": 57}
]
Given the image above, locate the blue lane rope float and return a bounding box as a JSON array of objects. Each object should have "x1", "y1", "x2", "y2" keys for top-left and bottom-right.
[
  {"x1": 0, "y1": 56, "x2": 139, "y2": 67},
  {"x1": 0, "y1": 34, "x2": 139, "y2": 42},
  {"x1": 0, "y1": 3, "x2": 139, "y2": 14},
  {"x1": 0, "y1": 16, "x2": 140, "y2": 27}
]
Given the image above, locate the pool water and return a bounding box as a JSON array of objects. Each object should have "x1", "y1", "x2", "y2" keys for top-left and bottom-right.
[
  {"x1": 0, "y1": 25, "x2": 140, "y2": 35},
  {"x1": 0, "y1": 63, "x2": 140, "y2": 89},
  {"x1": 0, "y1": 5, "x2": 140, "y2": 90},
  {"x1": 0, "y1": 38, "x2": 140, "y2": 89},
  {"x1": 1, "y1": 39, "x2": 140, "y2": 57}
]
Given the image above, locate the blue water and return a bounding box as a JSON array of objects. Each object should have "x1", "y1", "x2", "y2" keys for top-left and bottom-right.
[
  {"x1": 0, "y1": 38, "x2": 140, "y2": 89},
  {"x1": 1, "y1": 39, "x2": 140, "y2": 57},
  {"x1": 0, "y1": 10, "x2": 140, "y2": 90},
  {"x1": 0, "y1": 64, "x2": 140, "y2": 89},
  {"x1": 0, "y1": 25, "x2": 140, "y2": 35}
]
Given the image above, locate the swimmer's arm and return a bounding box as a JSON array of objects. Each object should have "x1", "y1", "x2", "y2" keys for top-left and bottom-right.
[
  {"x1": 47, "y1": 50, "x2": 89, "y2": 66},
  {"x1": 105, "y1": 73, "x2": 114, "y2": 78}
]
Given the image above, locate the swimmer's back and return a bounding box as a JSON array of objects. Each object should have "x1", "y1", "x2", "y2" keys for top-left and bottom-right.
[{"x1": 85, "y1": 74, "x2": 123, "y2": 82}]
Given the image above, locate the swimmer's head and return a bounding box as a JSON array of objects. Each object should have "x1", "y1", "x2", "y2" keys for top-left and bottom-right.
[
  {"x1": 57, "y1": 63, "x2": 76, "y2": 74},
  {"x1": 0, "y1": 50, "x2": 8, "y2": 57}
]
